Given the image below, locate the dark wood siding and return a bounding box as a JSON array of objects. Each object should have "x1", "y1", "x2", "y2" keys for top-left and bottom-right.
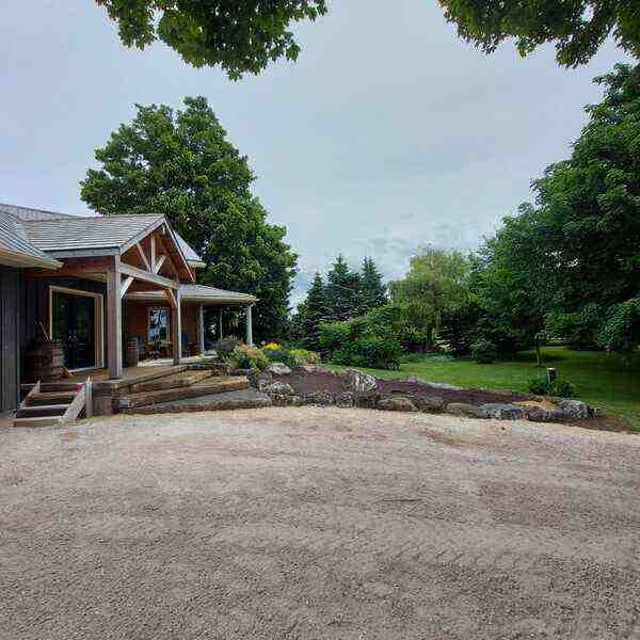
[{"x1": 0, "y1": 267, "x2": 22, "y2": 413}]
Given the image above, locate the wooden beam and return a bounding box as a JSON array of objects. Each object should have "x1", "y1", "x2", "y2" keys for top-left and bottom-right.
[
  {"x1": 135, "y1": 242, "x2": 151, "y2": 271},
  {"x1": 153, "y1": 254, "x2": 167, "y2": 274},
  {"x1": 150, "y1": 235, "x2": 156, "y2": 271},
  {"x1": 107, "y1": 256, "x2": 123, "y2": 379},
  {"x1": 119, "y1": 262, "x2": 178, "y2": 290},
  {"x1": 165, "y1": 288, "x2": 177, "y2": 309},
  {"x1": 121, "y1": 275, "x2": 134, "y2": 296},
  {"x1": 172, "y1": 287, "x2": 182, "y2": 365}
]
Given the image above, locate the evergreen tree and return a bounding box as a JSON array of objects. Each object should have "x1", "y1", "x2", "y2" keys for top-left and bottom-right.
[
  {"x1": 326, "y1": 255, "x2": 362, "y2": 322},
  {"x1": 297, "y1": 273, "x2": 330, "y2": 350},
  {"x1": 360, "y1": 257, "x2": 387, "y2": 311}
]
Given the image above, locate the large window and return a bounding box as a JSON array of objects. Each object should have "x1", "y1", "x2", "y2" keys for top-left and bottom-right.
[{"x1": 148, "y1": 307, "x2": 169, "y2": 342}]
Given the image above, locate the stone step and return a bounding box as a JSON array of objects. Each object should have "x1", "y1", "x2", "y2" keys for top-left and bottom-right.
[
  {"x1": 129, "y1": 369, "x2": 213, "y2": 394},
  {"x1": 124, "y1": 389, "x2": 272, "y2": 415},
  {"x1": 118, "y1": 377, "x2": 251, "y2": 410}
]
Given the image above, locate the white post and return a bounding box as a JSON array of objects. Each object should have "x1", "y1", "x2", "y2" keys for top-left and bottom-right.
[
  {"x1": 172, "y1": 288, "x2": 182, "y2": 365},
  {"x1": 245, "y1": 304, "x2": 254, "y2": 346},
  {"x1": 107, "y1": 256, "x2": 123, "y2": 379},
  {"x1": 198, "y1": 304, "x2": 206, "y2": 354}
]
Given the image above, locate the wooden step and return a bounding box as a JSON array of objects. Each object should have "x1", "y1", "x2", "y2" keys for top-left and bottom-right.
[
  {"x1": 129, "y1": 369, "x2": 213, "y2": 394},
  {"x1": 22, "y1": 382, "x2": 80, "y2": 393},
  {"x1": 28, "y1": 391, "x2": 76, "y2": 406},
  {"x1": 16, "y1": 404, "x2": 70, "y2": 418},
  {"x1": 119, "y1": 377, "x2": 250, "y2": 410},
  {"x1": 13, "y1": 415, "x2": 62, "y2": 428}
]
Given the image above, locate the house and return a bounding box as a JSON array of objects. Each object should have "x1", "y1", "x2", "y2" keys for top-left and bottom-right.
[{"x1": 0, "y1": 203, "x2": 256, "y2": 415}]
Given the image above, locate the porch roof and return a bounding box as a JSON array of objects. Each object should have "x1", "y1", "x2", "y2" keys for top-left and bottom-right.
[{"x1": 126, "y1": 283, "x2": 257, "y2": 306}]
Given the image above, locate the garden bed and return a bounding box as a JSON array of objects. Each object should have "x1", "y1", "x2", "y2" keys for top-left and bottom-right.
[{"x1": 253, "y1": 365, "x2": 600, "y2": 425}]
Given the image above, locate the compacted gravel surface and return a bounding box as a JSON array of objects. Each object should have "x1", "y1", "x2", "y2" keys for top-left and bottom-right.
[{"x1": 1, "y1": 407, "x2": 639, "y2": 640}]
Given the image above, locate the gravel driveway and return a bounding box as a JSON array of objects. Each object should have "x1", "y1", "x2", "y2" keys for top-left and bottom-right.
[{"x1": 1, "y1": 407, "x2": 639, "y2": 639}]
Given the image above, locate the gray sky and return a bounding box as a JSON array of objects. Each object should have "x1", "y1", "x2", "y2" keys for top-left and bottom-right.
[{"x1": 0, "y1": 1, "x2": 630, "y2": 303}]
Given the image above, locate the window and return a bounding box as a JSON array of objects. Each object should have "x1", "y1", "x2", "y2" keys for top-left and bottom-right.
[{"x1": 148, "y1": 307, "x2": 169, "y2": 342}]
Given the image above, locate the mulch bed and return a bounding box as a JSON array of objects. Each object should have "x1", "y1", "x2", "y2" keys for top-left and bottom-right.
[{"x1": 281, "y1": 369, "x2": 530, "y2": 406}]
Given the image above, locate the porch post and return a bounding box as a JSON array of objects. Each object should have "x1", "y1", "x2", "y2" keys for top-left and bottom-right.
[
  {"x1": 198, "y1": 304, "x2": 206, "y2": 354},
  {"x1": 172, "y1": 288, "x2": 182, "y2": 365},
  {"x1": 106, "y1": 256, "x2": 123, "y2": 379},
  {"x1": 218, "y1": 308, "x2": 223, "y2": 341},
  {"x1": 245, "y1": 304, "x2": 254, "y2": 346}
]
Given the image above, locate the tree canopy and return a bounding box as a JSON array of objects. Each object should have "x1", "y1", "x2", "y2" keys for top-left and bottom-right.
[
  {"x1": 80, "y1": 95, "x2": 297, "y2": 341},
  {"x1": 96, "y1": 0, "x2": 327, "y2": 78},
  {"x1": 472, "y1": 63, "x2": 640, "y2": 354},
  {"x1": 438, "y1": 0, "x2": 640, "y2": 67}
]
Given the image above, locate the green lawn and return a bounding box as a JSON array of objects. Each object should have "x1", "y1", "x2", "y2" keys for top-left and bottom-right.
[{"x1": 332, "y1": 347, "x2": 640, "y2": 430}]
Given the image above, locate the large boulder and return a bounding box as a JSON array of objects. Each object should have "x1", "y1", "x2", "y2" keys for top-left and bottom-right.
[
  {"x1": 302, "y1": 391, "x2": 335, "y2": 406},
  {"x1": 409, "y1": 395, "x2": 446, "y2": 413},
  {"x1": 445, "y1": 402, "x2": 485, "y2": 418},
  {"x1": 267, "y1": 362, "x2": 292, "y2": 376},
  {"x1": 479, "y1": 403, "x2": 526, "y2": 420},
  {"x1": 377, "y1": 397, "x2": 418, "y2": 412},
  {"x1": 264, "y1": 381, "x2": 295, "y2": 396},
  {"x1": 558, "y1": 399, "x2": 591, "y2": 420},
  {"x1": 343, "y1": 369, "x2": 378, "y2": 394}
]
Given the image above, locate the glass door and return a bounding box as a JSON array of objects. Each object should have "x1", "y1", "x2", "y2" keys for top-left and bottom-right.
[{"x1": 51, "y1": 289, "x2": 99, "y2": 370}]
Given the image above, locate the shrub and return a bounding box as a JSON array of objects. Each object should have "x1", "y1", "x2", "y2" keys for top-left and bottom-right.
[
  {"x1": 471, "y1": 338, "x2": 497, "y2": 364},
  {"x1": 231, "y1": 344, "x2": 269, "y2": 370},
  {"x1": 213, "y1": 336, "x2": 242, "y2": 361},
  {"x1": 287, "y1": 348, "x2": 321, "y2": 368},
  {"x1": 261, "y1": 342, "x2": 289, "y2": 363},
  {"x1": 527, "y1": 376, "x2": 576, "y2": 398},
  {"x1": 333, "y1": 335, "x2": 402, "y2": 370}
]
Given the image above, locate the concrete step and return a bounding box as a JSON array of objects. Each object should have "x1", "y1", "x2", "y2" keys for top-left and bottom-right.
[
  {"x1": 123, "y1": 389, "x2": 272, "y2": 415},
  {"x1": 16, "y1": 404, "x2": 70, "y2": 418},
  {"x1": 118, "y1": 376, "x2": 251, "y2": 410},
  {"x1": 129, "y1": 369, "x2": 213, "y2": 394}
]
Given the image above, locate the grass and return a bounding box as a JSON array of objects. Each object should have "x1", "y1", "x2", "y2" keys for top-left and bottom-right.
[{"x1": 331, "y1": 347, "x2": 640, "y2": 430}]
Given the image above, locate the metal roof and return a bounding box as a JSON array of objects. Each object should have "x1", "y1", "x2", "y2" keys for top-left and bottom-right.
[
  {"x1": 23, "y1": 214, "x2": 165, "y2": 254},
  {"x1": 0, "y1": 210, "x2": 61, "y2": 269}
]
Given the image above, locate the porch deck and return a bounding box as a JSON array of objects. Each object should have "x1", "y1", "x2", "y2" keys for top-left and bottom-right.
[{"x1": 70, "y1": 364, "x2": 187, "y2": 389}]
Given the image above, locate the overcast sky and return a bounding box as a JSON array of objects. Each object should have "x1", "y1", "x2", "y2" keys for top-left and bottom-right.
[{"x1": 0, "y1": 1, "x2": 630, "y2": 302}]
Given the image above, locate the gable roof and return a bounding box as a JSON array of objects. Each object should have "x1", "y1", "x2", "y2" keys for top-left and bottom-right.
[
  {"x1": 174, "y1": 232, "x2": 206, "y2": 269},
  {"x1": 23, "y1": 214, "x2": 165, "y2": 255},
  {"x1": 0, "y1": 209, "x2": 61, "y2": 269}
]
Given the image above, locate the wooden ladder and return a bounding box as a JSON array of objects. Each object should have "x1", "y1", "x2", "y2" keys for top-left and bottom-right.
[{"x1": 14, "y1": 379, "x2": 93, "y2": 428}]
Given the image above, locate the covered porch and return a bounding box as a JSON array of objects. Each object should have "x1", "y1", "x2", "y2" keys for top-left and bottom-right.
[{"x1": 124, "y1": 284, "x2": 257, "y2": 365}]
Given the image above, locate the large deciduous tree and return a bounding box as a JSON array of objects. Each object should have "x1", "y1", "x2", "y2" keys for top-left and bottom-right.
[
  {"x1": 95, "y1": 0, "x2": 327, "y2": 78},
  {"x1": 80, "y1": 96, "x2": 297, "y2": 341},
  {"x1": 389, "y1": 247, "x2": 473, "y2": 351},
  {"x1": 475, "y1": 63, "x2": 640, "y2": 354},
  {"x1": 438, "y1": 0, "x2": 640, "y2": 67}
]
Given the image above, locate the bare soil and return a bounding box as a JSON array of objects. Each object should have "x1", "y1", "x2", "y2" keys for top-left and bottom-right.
[{"x1": 1, "y1": 407, "x2": 640, "y2": 639}]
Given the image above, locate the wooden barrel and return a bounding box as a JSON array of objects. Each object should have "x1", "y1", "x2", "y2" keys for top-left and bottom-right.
[
  {"x1": 25, "y1": 340, "x2": 65, "y2": 382},
  {"x1": 126, "y1": 337, "x2": 139, "y2": 367}
]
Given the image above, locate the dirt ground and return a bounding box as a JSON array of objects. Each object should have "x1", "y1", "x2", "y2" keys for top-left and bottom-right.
[{"x1": 1, "y1": 408, "x2": 639, "y2": 640}]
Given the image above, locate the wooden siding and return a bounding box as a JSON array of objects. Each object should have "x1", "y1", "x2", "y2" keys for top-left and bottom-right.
[{"x1": 0, "y1": 267, "x2": 22, "y2": 412}]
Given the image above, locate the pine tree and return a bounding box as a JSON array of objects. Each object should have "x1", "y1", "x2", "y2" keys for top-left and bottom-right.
[
  {"x1": 326, "y1": 255, "x2": 362, "y2": 322},
  {"x1": 295, "y1": 273, "x2": 330, "y2": 350},
  {"x1": 360, "y1": 257, "x2": 387, "y2": 311}
]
